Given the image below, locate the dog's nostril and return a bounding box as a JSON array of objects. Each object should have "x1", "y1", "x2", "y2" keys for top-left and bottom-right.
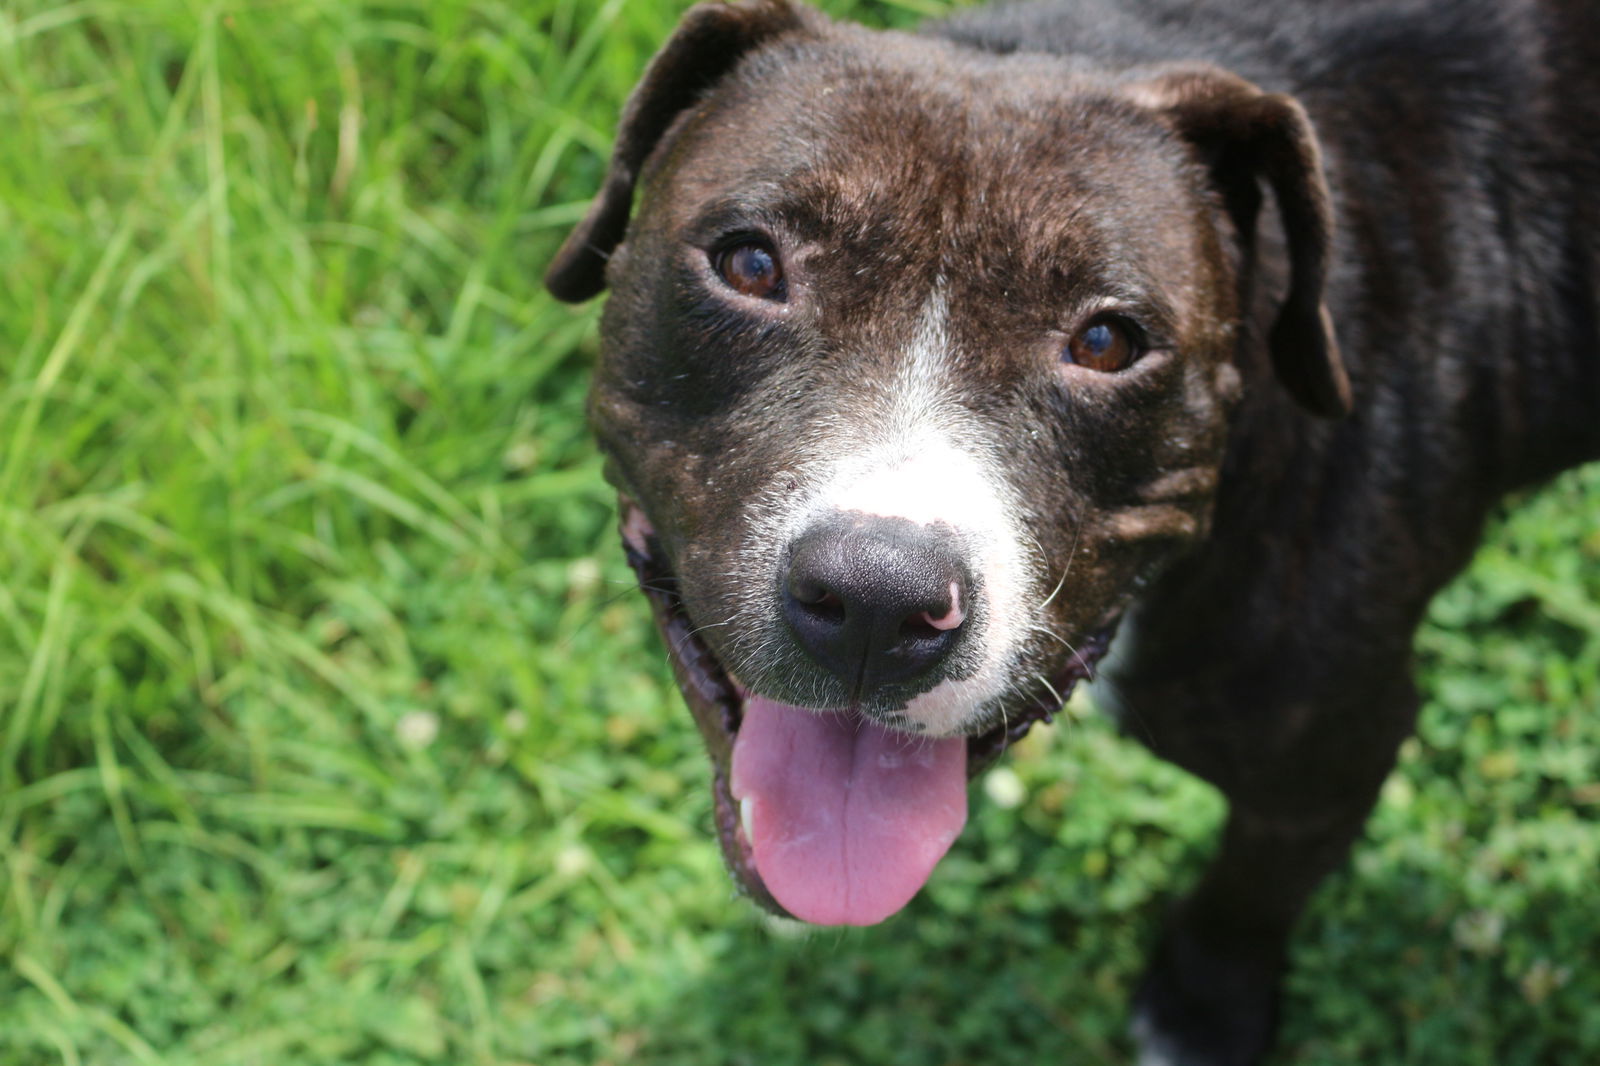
[
  {"x1": 919, "y1": 582, "x2": 966, "y2": 632},
  {"x1": 789, "y1": 578, "x2": 846, "y2": 618},
  {"x1": 790, "y1": 578, "x2": 817, "y2": 601},
  {"x1": 899, "y1": 613, "x2": 947, "y2": 641},
  {"x1": 897, "y1": 583, "x2": 967, "y2": 641},
  {"x1": 790, "y1": 579, "x2": 832, "y2": 606}
]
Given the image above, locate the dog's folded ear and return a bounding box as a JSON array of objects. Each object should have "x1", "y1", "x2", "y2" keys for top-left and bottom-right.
[
  {"x1": 544, "y1": 0, "x2": 812, "y2": 303},
  {"x1": 1128, "y1": 65, "x2": 1352, "y2": 418}
]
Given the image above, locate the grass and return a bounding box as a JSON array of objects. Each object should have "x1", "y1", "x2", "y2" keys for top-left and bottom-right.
[{"x1": 1, "y1": 1, "x2": 1596, "y2": 1063}]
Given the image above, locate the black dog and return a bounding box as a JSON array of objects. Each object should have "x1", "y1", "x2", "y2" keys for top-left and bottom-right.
[{"x1": 545, "y1": 1, "x2": 1600, "y2": 1061}]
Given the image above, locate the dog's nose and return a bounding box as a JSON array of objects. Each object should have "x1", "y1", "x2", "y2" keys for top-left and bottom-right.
[{"x1": 782, "y1": 513, "x2": 969, "y2": 691}]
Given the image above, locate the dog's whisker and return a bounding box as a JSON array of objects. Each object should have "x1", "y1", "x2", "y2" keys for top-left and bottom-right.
[
  {"x1": 1026, "y1": 622, "x2": 1083, "y2": 662},
  {"x1": 552, "y1": 577, "x2": 679, "y2": 654},
  {"x1": 1036, "y1": 551, "x2": 1071, "y2": 612},
  {"x1": 1036, "y1": 514, "x2": 1084, "y2": 612},
  {"x1": 676, "y1": 619, "x2": 734, "y2": 656},
  {"x1": 1033, "y1": 672, "x2": 1066, "y2": 715}
]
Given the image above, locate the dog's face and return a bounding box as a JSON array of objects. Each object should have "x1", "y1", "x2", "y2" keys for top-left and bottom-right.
[{"x1": 548, "y1": 0, "x2": 1346, "y2": 926}]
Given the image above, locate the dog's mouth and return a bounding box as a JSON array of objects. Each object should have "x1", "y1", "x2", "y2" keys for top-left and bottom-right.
[{"x1": 618, "y1": 496, "x2": 1112, "y2": 925}]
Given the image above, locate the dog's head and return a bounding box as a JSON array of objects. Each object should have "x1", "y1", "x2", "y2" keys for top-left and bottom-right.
[{"x1": 547, "y1": 0, "x2": 1348, "y2": 926}]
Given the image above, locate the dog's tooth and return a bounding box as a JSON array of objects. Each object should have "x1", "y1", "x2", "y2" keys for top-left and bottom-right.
[{"x1": 740, "y1": 796, "x2": 756, "y2": 843}]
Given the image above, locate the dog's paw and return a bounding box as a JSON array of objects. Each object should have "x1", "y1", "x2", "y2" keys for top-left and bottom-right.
[
  {"x1": 1129, "y1": 928, "x2": 1281, "y2": 1066},
  {"x1": 1129, "y1": 1006, "x2": 1198, "y2": 1066}
]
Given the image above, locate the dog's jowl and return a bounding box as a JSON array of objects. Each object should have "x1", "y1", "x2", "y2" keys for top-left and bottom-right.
[{"x1": 547, "y1": 1, "x2": 1600, "y2": 1062}]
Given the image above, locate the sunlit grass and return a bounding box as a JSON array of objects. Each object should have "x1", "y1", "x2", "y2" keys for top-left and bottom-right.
[{"x1": 1, "y1": 1, "x2": 1596, "y2": 1063}]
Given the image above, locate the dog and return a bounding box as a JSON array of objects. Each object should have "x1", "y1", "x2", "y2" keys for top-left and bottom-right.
[{"x1": 544, "y1": 0, "x2": 1600, "y2": 1061}]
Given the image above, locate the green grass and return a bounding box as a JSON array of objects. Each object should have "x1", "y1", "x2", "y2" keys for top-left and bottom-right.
[{"x1": 1, "y1": 1, "x2": 1596, "y2": 1063}]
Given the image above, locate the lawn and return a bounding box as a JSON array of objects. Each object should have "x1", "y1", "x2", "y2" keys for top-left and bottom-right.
[{"x1": 1, "y1": 1, "x2": 1596, "y2": 1063}]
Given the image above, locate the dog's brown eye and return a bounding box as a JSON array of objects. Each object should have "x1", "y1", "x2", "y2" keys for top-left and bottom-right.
[
  {"x1": 1063, "y1": 316, "x2": 1139, "y2": 372},
  {"x1": 714, "y1": 240, "x2": 784, "y2": 300}
]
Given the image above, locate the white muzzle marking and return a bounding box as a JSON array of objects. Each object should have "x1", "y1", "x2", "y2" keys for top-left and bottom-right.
[{"x1": 773, "y1": 291, "x2": 1035, "y2": 735}]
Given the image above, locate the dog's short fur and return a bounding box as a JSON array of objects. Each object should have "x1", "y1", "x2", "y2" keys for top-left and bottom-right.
[{"x1": 547, "y1": 1, "x2": 1600, "y2": 1061}]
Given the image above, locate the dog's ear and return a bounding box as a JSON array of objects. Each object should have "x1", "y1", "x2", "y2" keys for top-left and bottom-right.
[
  {"x1": 1129, "y1": 65, "x2": 1352, "y2": 418},
  {"x1": 545, "y1": 0, "x2": 812, "y2": 303}
]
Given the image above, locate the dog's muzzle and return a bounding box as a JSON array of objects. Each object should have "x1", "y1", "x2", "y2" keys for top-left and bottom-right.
[{"x1": 616, "y1": 494, "x2": 1117, "y2": 927}]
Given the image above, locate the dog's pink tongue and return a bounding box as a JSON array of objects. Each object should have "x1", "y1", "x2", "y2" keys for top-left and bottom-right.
[{"x1": 730, "y1": 696, "x2": 966, "y2": 926}]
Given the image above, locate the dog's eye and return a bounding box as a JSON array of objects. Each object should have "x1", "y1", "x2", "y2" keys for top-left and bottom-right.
[
  {"x1": 1063, "y1": 316, "x2": 1140, "y2": 372},
  {"x1": 714, "y1": 240, "x2": 785, "y2": 300}
]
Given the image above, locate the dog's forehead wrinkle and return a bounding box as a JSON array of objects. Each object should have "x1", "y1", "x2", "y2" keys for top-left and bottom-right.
[
  {"x1": 723, "y1": 85, "x2": 1119, "y2": 236},
  {"x1": 1137, "y1": 465, "x2": 1220, "y2": 502}
]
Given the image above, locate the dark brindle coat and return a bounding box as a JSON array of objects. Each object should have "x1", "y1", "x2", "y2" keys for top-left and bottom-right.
[{"x1": 546, "y1": 1, "x2": 1600, "y2": 1061}]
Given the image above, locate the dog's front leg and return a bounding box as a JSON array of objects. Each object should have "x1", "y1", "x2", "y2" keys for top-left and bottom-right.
[
  {"x1": 1130, "y1": 800, "x2": 1381, "y2": 1065},
  {"x1": 1123, "y1": 670, "x2": 1421, "y2": 1066}
]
